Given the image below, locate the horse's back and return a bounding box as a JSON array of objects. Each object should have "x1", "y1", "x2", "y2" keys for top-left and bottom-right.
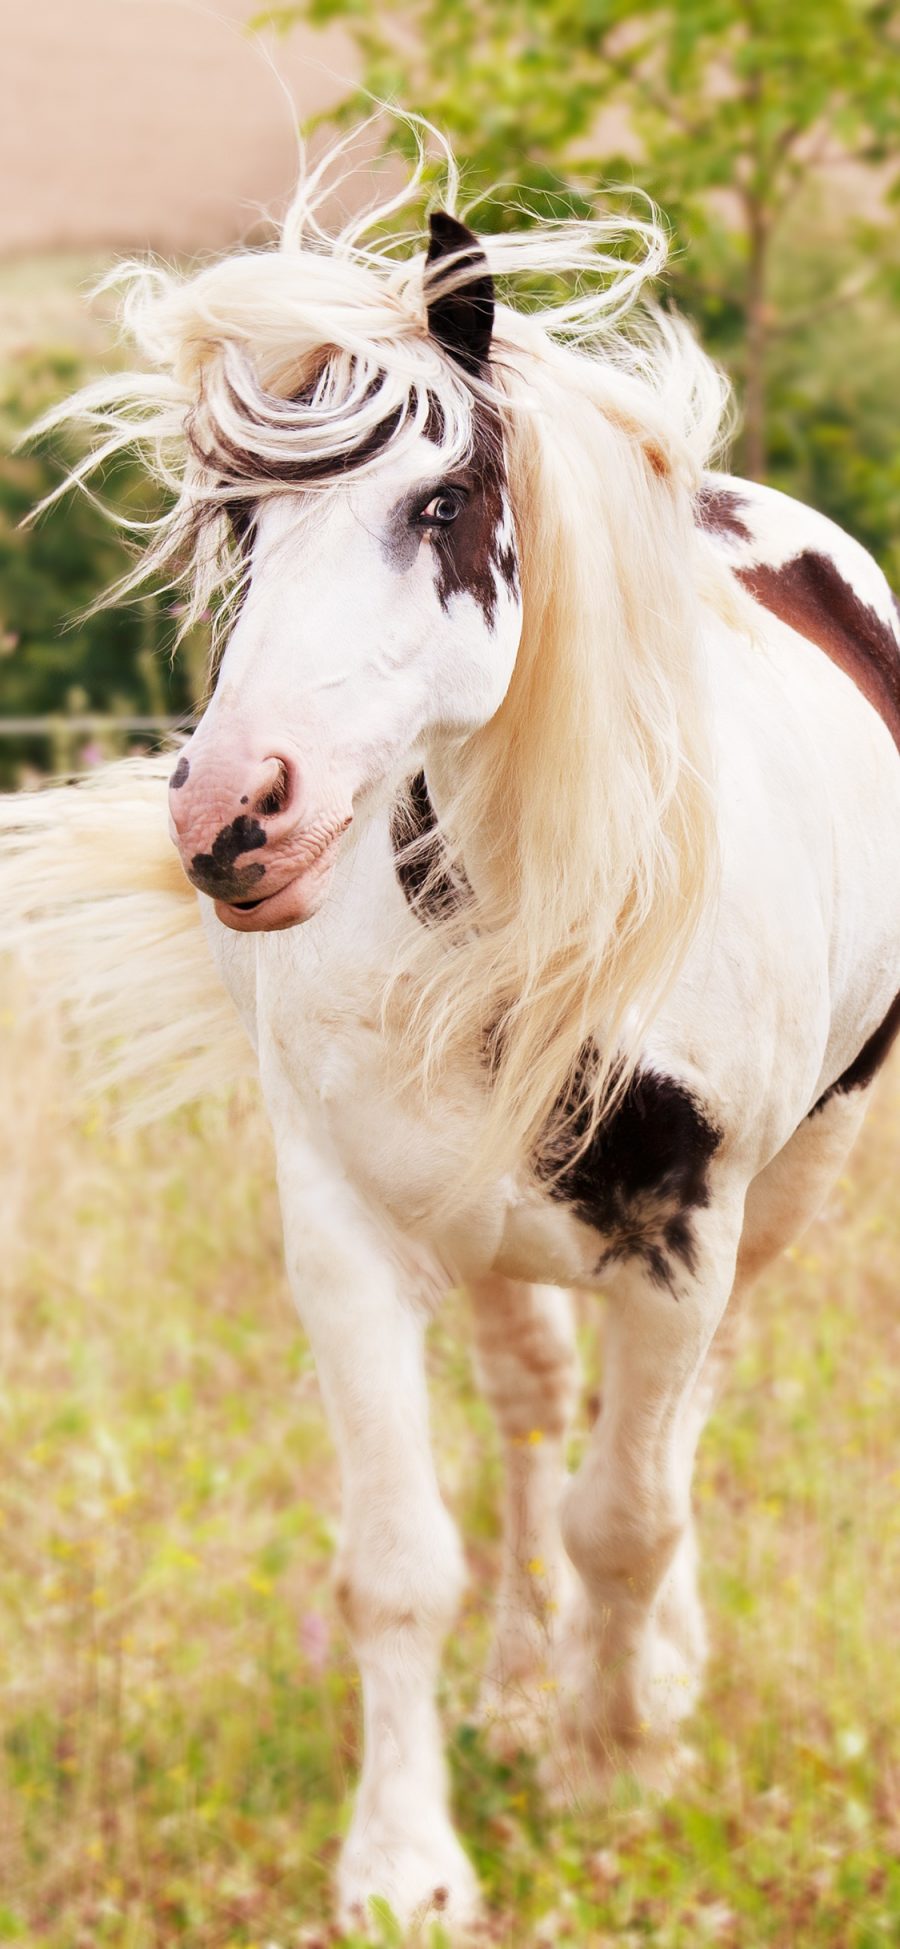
[
  {"x1": 698, "y1": 472, "x2": 900, "y2": 749},
  {"x1": 684, "y1": 475, "x2": 900, "y2": 1158}
]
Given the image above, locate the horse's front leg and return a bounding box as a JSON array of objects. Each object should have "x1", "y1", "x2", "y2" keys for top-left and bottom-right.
[
  {"x1": 274, "y1": 1130, "x2": 478, "y2": 1936},
  {"x1": 554, "y1": 1187, "x2": 744, "y2": 1797}
]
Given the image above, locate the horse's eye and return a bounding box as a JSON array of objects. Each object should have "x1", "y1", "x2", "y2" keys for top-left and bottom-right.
[{"x1": 417, "y1": 488, "x2": 464, "y2": 528}]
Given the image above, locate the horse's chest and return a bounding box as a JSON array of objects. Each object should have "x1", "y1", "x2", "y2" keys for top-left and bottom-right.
[
  {"x1": 237, "y1": 838, "x2": 727, "y2": 1293},
  {"x1": 261, "y1": 960, "x2": 726, "y2": 1294},
  {"x1": 258, "y1": 978, "x2": 505, "y2": 1267}
]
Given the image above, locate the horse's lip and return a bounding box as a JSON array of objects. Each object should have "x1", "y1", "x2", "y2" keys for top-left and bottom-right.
[
  {"x1": 222, "y1": 816, "x2": 351, "y2": 910},
  {"x1": 212, "y1": 825, "x2": 346, "y2": 932}
]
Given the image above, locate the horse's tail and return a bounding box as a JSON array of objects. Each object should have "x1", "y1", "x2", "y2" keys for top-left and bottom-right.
[{"x1": 0, "y1": 755, "x2": 254, "y2": 1122}]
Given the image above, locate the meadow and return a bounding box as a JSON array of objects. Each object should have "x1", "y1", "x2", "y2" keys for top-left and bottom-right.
[
  {"x1": 3, "y1": 14, "x2": 900, "y2": 1934},
  {"x1": 1, "y1": 1001, "x2": 898, "y2": 1949}
]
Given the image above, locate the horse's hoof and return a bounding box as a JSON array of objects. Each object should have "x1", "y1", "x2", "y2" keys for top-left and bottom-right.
[
  {"x1": 476, "y1": 1666, "x2": 559, "y2": 1760},
  {"x1": 338, "y1": 1817, "x2": 482, "y2": 1940},
  {"x1": 539, "y1": 1729, "x2": 697, "y2": 1811}
]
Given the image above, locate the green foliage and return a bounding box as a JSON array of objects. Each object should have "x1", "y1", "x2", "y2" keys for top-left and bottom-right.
[
  {"x1": 0, "y1": 347, "x2": 205, "y2": 785},
  {"x1": 258, "y1": 0, "x2": 900, "y2": 558},
  {"x1": 2, "y1": 3, "x2": 898, "y2": 745}
]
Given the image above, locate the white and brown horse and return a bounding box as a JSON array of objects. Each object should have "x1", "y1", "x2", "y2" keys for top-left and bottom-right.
[{"x1": 4, "y1": 149, "x2": 900, "y2": 1936}]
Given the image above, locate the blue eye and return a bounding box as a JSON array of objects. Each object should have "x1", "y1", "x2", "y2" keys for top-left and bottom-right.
[{"x1": 418, "y1": 488, "x2": 464, "y2": 526}]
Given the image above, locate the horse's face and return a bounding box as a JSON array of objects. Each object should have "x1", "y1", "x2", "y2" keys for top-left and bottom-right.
[
  {"x1": 168, "y1": 214, "x2": 522, "y2": 932},
  {"x1": 168, "y1": 424, "x2": 521, "y2": 931}
]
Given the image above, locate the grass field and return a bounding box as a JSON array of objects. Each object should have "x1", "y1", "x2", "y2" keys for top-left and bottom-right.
[{"x1": 1, "y1": 1010, "x2": 899, "y2": 1949}]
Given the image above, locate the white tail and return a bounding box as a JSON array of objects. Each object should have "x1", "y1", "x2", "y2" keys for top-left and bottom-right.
[{"x1": 0, "y1": 756, "x2": 254, "y2": 1121}]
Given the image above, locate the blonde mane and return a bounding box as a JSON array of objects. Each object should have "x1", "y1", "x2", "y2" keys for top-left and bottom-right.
[{"x1": 31, "y1": 128, "x2": 739, "y2": 1192}]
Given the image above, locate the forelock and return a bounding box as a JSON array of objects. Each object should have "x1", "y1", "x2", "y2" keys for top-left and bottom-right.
[{"x1": 183, "y1": 339, "x2": 477, "y2": 509}]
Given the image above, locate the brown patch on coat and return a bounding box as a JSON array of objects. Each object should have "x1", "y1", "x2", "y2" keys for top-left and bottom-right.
[
  {"x1": 737, "y1": 551, "x2": 900, "y2": 751},
  {"x1": 430, "y1": 405, "x2": 519, "y2": 629},
  {"x1": 695, "y1": 483, "x2": 753, "y2": 544}
]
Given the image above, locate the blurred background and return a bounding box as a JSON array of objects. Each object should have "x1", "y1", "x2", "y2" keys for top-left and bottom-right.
[
  {"x1": 2, "y1": 0, "x2": 900, "y2": 784},
  {"x1": 1, "y1": 5, "x2": 899, "y2": 1946},
  {"x1": 0, "y1": 0, "x2": 355, "y2": 783}
]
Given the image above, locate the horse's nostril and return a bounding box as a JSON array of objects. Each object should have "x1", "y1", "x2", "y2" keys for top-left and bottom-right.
[{"x1": 253, "y1": 759, "x2": 291, "y2": 820}]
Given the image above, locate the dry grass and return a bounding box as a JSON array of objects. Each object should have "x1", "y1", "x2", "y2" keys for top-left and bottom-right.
[{"x1": 1, "y1": 999, "x2": 899, "y2": 1947}]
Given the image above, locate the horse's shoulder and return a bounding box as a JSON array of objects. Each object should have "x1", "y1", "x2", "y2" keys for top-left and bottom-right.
[{"x1": 696, "y1": 473, "x2": 900, "y2": 749}]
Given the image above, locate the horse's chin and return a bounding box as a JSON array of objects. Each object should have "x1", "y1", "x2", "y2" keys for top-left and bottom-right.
[{"x1": 213, "y1": 841, "x2": 340, "y2": 932}]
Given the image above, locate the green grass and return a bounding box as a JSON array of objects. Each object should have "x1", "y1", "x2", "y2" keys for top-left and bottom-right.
[{"x1": 1, "y1": 1016, "x2": 899, "y2": 1947}]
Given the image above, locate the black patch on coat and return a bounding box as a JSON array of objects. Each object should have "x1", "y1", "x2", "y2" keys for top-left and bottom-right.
[
  {"x1": 189, "y1": 814, "x2": 267, "y2": 901},
  {"x1": 540, "y1": 1050, "x2": 723, "y2": 1292},
  {"x1": 389, "y1": 771, "x2": 468, "y2": 926},
  {"x1": 424, "y1": 212, "x2": 495, "y2": 376},
  {"x1": 169, "y1": 755, "x2": 190, "y2": 789},
  {"x1": 695, "y1": 482, "x2": 753, "y2": 544},
  {"x1": 737, "y1": 551, "x2": 900, "y2": 751},
  {"x1": 812, "y1": 990, "x2": 900, "y2": 1114}
]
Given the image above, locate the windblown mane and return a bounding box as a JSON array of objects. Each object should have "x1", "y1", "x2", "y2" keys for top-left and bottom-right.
[{"x1": 32, "y1": 126, "x2": 741, "y2": 1194}]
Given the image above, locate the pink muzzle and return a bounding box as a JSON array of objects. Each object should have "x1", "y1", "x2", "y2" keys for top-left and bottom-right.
[{"x1": 168, "y1": 738, "x2": 352, "y2": 932}]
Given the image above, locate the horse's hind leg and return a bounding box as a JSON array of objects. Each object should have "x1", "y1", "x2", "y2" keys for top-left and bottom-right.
[
  {"x1": 736, "y1": 1085, "x2": 873, "y2": 1289},
  {"x1": 678, "y1": 1086, "x2": 874, "y2": 1473},
  {"x1": 469, "y1": 1275, "x2": 579, "y2": 1747},
  {"x1": 550, "y1": 1089, "x2": 873, "y2": 1802},
  {"x1": 550, "y1": 1182, "x2": 746, "y2": 1799},
  {"x1": 653, "y1": 1086, "x2": 875, "y2": 1716}
]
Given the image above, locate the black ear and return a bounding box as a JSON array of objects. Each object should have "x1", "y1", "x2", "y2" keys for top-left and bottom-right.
[{"x1": 425, "y1": 211, "x2": 494, "y2": 375}]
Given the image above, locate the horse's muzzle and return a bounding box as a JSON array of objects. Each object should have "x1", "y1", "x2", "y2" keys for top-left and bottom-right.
[{"x1": 168, "y1": 739, "x2": 351, "y2": 928}]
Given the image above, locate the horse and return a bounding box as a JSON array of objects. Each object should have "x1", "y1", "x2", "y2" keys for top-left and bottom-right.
[{"x1": 4, "y1": 139, "x2": 900, "y2": 1938}]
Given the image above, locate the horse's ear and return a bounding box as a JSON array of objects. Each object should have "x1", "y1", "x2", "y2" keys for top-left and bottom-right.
[{"x1": 425, "y1": 211, "x2": 494, "y2": 375}]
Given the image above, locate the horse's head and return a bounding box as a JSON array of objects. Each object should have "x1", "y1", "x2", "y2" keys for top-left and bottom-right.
[{"x1": 168, "y1": 215, "x2": 522, "y2": 932}]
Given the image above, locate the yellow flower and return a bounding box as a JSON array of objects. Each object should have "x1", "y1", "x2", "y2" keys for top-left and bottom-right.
[{"x1": 246, "y1": 1571, "x2": 273, "y2": 1595}]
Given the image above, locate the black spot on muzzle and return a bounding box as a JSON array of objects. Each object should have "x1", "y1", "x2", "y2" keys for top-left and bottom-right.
[{"x1": 188, "y1": 814, "x2": 267, "y2": 901}]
